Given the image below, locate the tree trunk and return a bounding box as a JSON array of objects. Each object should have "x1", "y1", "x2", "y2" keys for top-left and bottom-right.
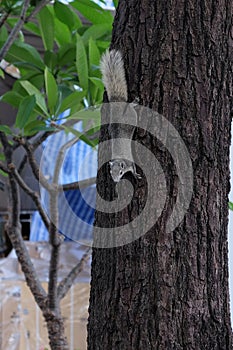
[{"x1": 88, "y1": 0, "x2": 233, "y2": 349}]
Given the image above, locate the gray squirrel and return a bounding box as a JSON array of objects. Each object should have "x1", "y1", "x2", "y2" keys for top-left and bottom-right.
[{"x1": 100, "y1": 49, "x2": 141, "y2": 182}]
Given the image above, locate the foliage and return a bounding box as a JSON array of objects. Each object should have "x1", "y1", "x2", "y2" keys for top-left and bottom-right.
[{"x1": 0, "y1": 0, "x2": 114, "y2": 142}]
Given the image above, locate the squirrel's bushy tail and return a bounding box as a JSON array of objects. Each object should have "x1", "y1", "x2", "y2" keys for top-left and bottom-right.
[{"x1": 100, "y1": 49, "x2": 128, "y2": 102}]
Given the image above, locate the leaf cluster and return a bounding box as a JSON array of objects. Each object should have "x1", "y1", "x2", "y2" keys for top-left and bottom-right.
[{"x1": 0, "y1": 0, "x2": 114, "y2": 141}]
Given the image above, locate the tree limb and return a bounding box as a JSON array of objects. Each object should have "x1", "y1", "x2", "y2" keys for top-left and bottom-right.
[
  {"x1": 48, "y1": 188, "x2": 62, "y2": 312},
  {"x1": 0, "y1": 12, "x2": 9, "y2": 29},
  {"x1": 60, "y1": 177, "x2": 96, "y2": 191},
  {"x1": 0, "y1": 0, "x2": 31, "y2": 61},
  {"x1": 21, "y1": 139, "x2": 52, "y2": 191},
  {"x1": 0, "y1": 131, "x2": 47, "y2": 310},
  {"x1": 58, "y1": 247, "x2": 91, "y2": 300},
  {"x1": 26, "y1": 0, "x2": 51, "y2": 22},
  {"x1": 11, "y1": 165, "x2": 50, "y2": 230},
  {"x1": 0, "y1": 161, "x2": 9, "y2": 174}
]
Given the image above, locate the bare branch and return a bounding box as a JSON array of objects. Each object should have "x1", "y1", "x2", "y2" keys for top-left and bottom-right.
[
  {"x1": 0, "y1": 12, "x2": 9, "y2": 29},
  {"x1": 11, "y1": 165, "x2": 50, "y2": 230},
  {"x1": 0, "y1": 161, "x2": 9, "y2": 174},
  {"x1": 31, "y1": 130, "x2": 56, "y2": 150},
  {"x1": 7, "y1": 174, "x2": 47, "y2": 309},
  {"x1": 60, "y1": 177, "x2": 96, "y2": 191},
  {"x1": 26, "y1": 0, "x2": 51, "y2": 22},
  {"x1": 16, "y1": 131, "x2": 55, "y2": 174},
  {"x1": 48, "y1": 189, "x2": 62, "y2": 312},
  {"x1": 21, "y1": 139, "x2": 52, "y2": 191},
  {"x1": 18, "y1": 154, "x2": 28, "y2": 174},
  {"x1": 0, "y1": 0, "x2": 31, "y2": 61},
  {"x1": 58, "y1": 247, "x2": 91, "y2": 300},
  {"x1": 54, "y1": 137, "x2": 78, "y2": 185},
  {"x1": 0, "y1": 132, "x2": 47, "y2": 309}
]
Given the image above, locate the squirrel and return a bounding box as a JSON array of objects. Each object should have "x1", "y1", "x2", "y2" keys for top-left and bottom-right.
[{"x1": 100, "y1": 49, "x2": 141, "y2": 183}]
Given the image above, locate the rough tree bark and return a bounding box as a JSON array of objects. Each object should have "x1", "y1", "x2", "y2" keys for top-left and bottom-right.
[{"x1": 88, "y1": 1, "x2": 233, "y2": 349}]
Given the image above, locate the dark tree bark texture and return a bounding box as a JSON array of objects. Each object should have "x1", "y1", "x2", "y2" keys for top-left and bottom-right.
[{"x1": 88, "y1": 1, "x2": 233, "y2": 349}]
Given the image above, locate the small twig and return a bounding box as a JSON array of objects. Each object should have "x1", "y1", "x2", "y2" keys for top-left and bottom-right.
[
  {"x1": 17, "y1": 154, "x2": 28, "y2": 174},
  {"x1": 21, "y1": 139, "x2": 52, "y2": 191},
  {"x1": 0, "y1": 12, "x2": 9, "y2": 29},
  {"x1": 0, "y1": 0, "x2": 31, "y2": 61},
  {"x1": 16, "y1": 131, "x2": 55, "y2": 174},
  {"x1": 31, "y1": 130, "x2": 56, "y2": 151},
  {"x1": 0, "y1": 161, "x2": 10, "y2": 174},
  {"x1": 58, "y1": 247, "x2": 92, "y2": 300},
  {"x1": 26, "y1": 0, "x2": 51, "y2": 22}
]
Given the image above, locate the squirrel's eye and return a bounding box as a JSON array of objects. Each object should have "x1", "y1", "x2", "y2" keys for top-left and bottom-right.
[{"x1": 119, "y1": 170, "x2": 123, "y2": 175}]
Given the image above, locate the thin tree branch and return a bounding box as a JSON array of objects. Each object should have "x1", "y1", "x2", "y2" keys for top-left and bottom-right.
[
  {"x1": 0, "y1": 131, "x2": 47, "y2": 310},
  {"x1": 0, "y1": 12, "x2": 9, "y2": 29},
  {"x1": 18, "y1": 153, "x2": 28, "y2": 174},
  {"x1": 48, "y1": 188, "x2": 61, "y2": 312},
  {"x1": 11, "y1": 165, "x2": 50, "y2": 230},
  {"x1": 20, "y1": 139, "x2": 52, "y2": 191},
  {"x1": 58, "y1": 247, "x2": 91, "y2": 300},
  {"x1": 0, "y1": 0, "x2": 31, "y2": 61},
  {"x1": 47, "y1": 137, "x2": 79, "y2": 311},
  {"x1": 54, "y1": 137, "x2": 78, "y2": 185},
  {"x1": 26, "y1": 0, "x2": 51, "y2": 22},
  {"x1": 0, "y1": 161, "x2": 9, "y2": 174},
  {"x1": 16, "y1": 131, "x2": 55, "y2": 174},
  {"x1": 60, "y1": 177, "x2": 96, "y2": 191}
]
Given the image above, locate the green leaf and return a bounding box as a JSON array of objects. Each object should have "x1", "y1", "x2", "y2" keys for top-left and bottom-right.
[
  {"x1": 38, "y1": 5, "x2": 54, "y2": 51},
  {"x1": 54, "y1": 17, "x2": 71, "y2": 46},
  {"x1": 44, "y1": 67, "x2": 58, "y2": 115},
  {"x1": 0, "y1": 68, "x2": 5, "y2": 78},
  {"x1": 89, "y1": 38, "x2": 100, "y2": 74},
  {"x1": 0, "y1": 25, "x2": 8, "y2": 41},
  {"x1": 23, "y1": 22, "x2": 41, "y2": 36},
  {"x1": 113, "y1": 0, "x2": 119, "y2": 8},
  {"x1": 15, "y1": 95, "x2": 36, "y2": 129},
  {"x1": 229, "y1": 202, "x2": 233, "y2": 211},
  {"x1": 21, "y1": 71, "x2": 44, "y2": 90},
  {"x1": 89, "y1": 77, "x2": 104, "y2": 104},
  {"x1": 54, "y1": 2, "x2": 81, "y2": 30},
  {"x1": 96, "y1": 40, "x2": 111, "y2": 50},
  {"x1": 0, "y1": 90, "x2": 23, "y2": 108},
  {"x1": 2, "y1": 40, "x2": 44, "y2": 70},
  {"x1": 19, "y1": 81, "x2": 49, "y2": 117},
  {"x1": 0, "y1": 169, "x2": 8, "y2": 177},
  {"x1": 67, "y1": 108, "x2": 101, "y2": 124},
  {"x1": 82, "y1": 24, "x2": 112, "y2": 45},
  {"x1": 24, "y1": 120, "x2": 56, "y2": 136},
  {"x1": 58, "y1": 43, "x2": 76, "y2": 66},
  {"x1": 63, "y1": 125, "x2": 97, "y2": 148},
  {"x1": 0, "y1": 153, "x2": 5, "y2": 161},
  {"x1": 76, "y1": 33, "x2": 88, "y2": 91},
  {"x1": 89, "y1": 77, "x2": 104, "y2": 90},
  {"x1": 44, "y1": 50, "x2": 57, "y2": 70},
  {"x1": 72, "y1": 0, "x2": 113, "y2": 25},
  {"x1": 0, "y1": 125, "x2": 12, "y2": 135},
  {"x1": 59, "y1": 91, "x2": 86, "y2": 114}
]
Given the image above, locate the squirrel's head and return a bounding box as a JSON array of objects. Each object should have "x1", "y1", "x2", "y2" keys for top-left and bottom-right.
[{"x1": 109, "y1": 159, "x2": 133, "y2": 183}]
